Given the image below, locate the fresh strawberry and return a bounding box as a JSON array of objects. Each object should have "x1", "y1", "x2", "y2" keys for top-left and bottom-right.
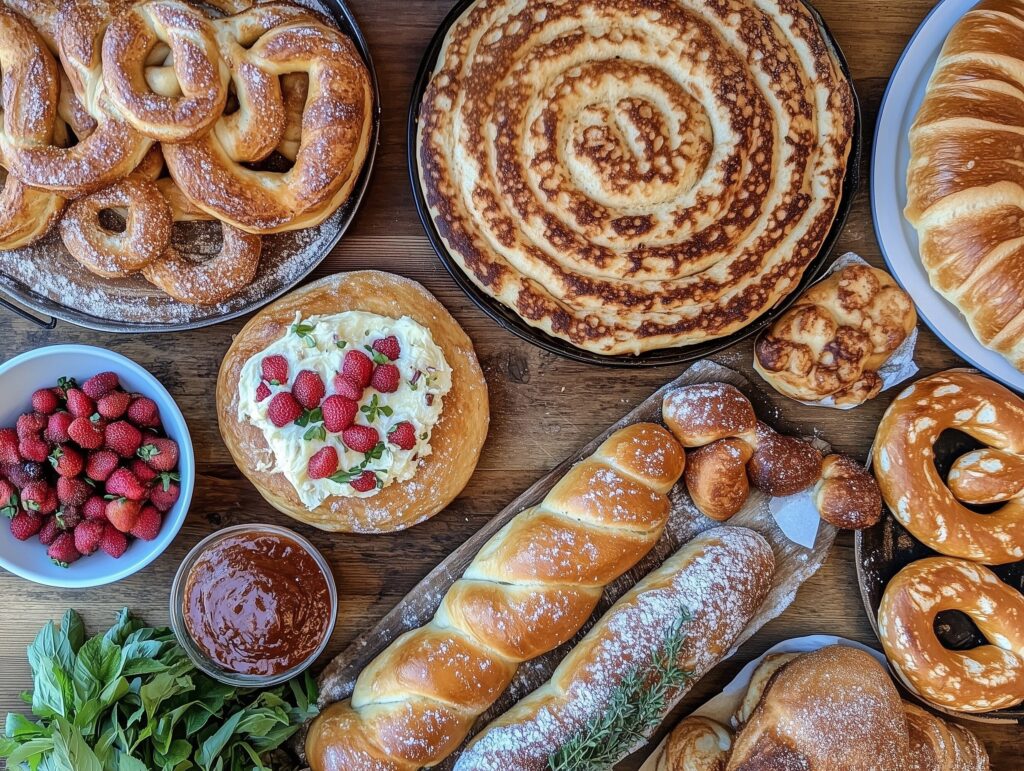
[
  {"x1": 65, "y1": 389, "x2": 95, "y2": 419},
  {"x1": 371, "y1": 364, "x2": 400, "y2": 394},
  {"x1": 96, "y1": 390, "x2": 131, "y2": 420},
  {"x1": 82, "y1": 372, "x2": 120, "y2": 399},
  {"x1": 73, "y1": 520, "x2": 104, "y2": 555},
  {"x1": 83, "y1": 495, "x2": 107, "y2": 521},
  {"x1": 343, "y1": 350, "x2": 374, "y2": 387},
  {"x1": 31, "y1": 388, "x2": 60, "y2": 415},
  {"x1": 105, "y1": 497, "x2": 142, "y2": 532},
  {"x1": 129, "y1": 506, "x2": 162, "y2": 541},
  {"x1": 57, "y1": 476, "x2": 91, "y2": 507},
  {"x1": 128, "y1": 458, "x2": 158, "y2": 484},
  {"x1": 47, "y1": 532, "x2": 80, "y2": 566},
  {"x1": 293, "y1": 370, "x2": 325, "y2": 409},
  {"x1": 322, "y1": 395, "x2": 357, "y2": 433},
  {"x1": 138, "y1": 437, "x2": 178, "y2": 471},
  {"x1": 372, "y1": 335, "x2": 401, "y2": 361},
  {"x1": 106, "y1": 468, "x2": 147, "y2": 501},
  {"x1": 56, "y1": 506, "x2": 81, "y2": 530},
  {"x1": 126, "y1": 396, "x2": 160, "y2": 428},
  {"x1": 18, "y1": 435, "x2": 49, "y2": 463},
  {"x1": 267, "y1": 392, "x2": 302, "y2": 427},
  {"x1": 105, "y1": 420, "x2": 142, "y2": 458},
  {"x1": 149, "y1": 481, "x2": 179, "y2": 513},
  {"x1": 37, "y1": 516, "x2": 60, "y2": 546},
  {"x1": 44, "y1": 412, "x2": 74, "y2": 444},
  {"x1": 342, "y1": 424, "x2": 380, "y2": 454},
  {"x1": 0, "y1": 428, "x2": 20, "y2": 464},
  {"x1": 49, "y1": 445, "x2": 84, "y2": 478},
  {"x1": 85, "y1": 450, "x2": 119, "y2": 482},
  {"x1": 261, "y1": 355, "x2": 289, "y2": 385},
  {"x1": 387, "y1": 421, "x2": 417, "y2": 451},
  {"x1": 350, "y1": 470, "x2": 377, "y2": 492},
  {"x1": 69, "y1": 417, "x2": 104, "y2": 449},
  {"x1": 100, "y1": 524, "x2": 128, "y2": 558},
  {"x1": 332, "y1": 374, "x2": 364, "y2": 401},
  {"x1": 21, "y1": 481, "x2": 57, "y2": 515},
  {"x1": 307, "y1": 446, "x2": 339, "y2": 479},
  {"x1": 255, "y1": 382, "x2": 271, "y2": 402},
  {"x1": 0, "y1": 480, "x2": 18, "y2": 517},
  {"x1": 17, "y1": 412, "x2": 46, "y2": 438},
  {"x1": 9, "y1": 512, "x2": 42, "y2": 541}
]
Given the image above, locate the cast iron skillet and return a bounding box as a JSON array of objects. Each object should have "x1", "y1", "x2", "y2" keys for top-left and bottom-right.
[
  {"x1": 407, "y1": 0, "x2": 862, "y2": 368},
  {"x1": 0, "y1": 0, "x2": 380, "y2": 333}
]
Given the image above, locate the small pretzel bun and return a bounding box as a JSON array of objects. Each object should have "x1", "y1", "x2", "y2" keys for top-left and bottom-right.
[
  {"x1": 813, "y1": 454, "x2": 882, "y2": 530},
  {"x1": 662, "y1": 383, "x2": 757, "y2": 447},
  {"x1": 683, "y1": 439, "x2": 754, "y2": 521},
  {"x1": 747, "y1": 422, "x2": 822, "y2": 496}
]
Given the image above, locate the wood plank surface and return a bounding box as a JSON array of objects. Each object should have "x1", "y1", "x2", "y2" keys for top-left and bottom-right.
[{"x1": 0, "y1": 0, "x2": 1021, "y2": 768}]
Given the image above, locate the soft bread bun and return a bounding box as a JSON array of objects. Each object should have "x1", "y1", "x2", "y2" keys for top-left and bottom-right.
[
  {"x1": 731, "y1": 653, "x2": 800, "y2": 727},
  {"x1": 726, "y1": 646, "x2": 911, "y2": 770},
  {"x1": 663, "y1": 383, "x2": 757, "y2": 447},
  {"x1": 812, "y1": 454, "x2": 882, "y2": 530},
  {"x1": 658, "y1": 717, "x2": 732, "y2": 771},
  {"x1": 217, "y1": 271, "x2": 489, "y2": 533},
  {"x1": 684, "y1": 439, "x2": 753, "y2": 521},
  {"x1": 754, "y1": 264, "x2": 915, "y2": 406},
  {"x1": 746, "y1": 422, "x2": 822, "y2": 497}
]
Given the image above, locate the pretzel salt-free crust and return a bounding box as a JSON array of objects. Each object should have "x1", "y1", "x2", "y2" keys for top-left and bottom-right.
[{"x1": 873, "y1": 369, "x2": 1024, "y2": 564}]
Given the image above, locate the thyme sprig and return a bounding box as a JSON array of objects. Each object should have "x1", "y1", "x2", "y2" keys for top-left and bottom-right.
[{"x1": 547, "y1": 609, "x2": 692, "y2": 771}]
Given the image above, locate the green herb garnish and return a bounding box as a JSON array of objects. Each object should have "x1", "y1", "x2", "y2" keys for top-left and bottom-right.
[
  {"x1": 303, "y1": 425, "x2": 327, "y2": 442},
  {"x1": 547, "y1": 610, "x2": 692, "y2": 771},
  {"x1": 363, "y1": 345, "x2": 389, "y2": 365},
  {"x1": 0, "y1": 609, "x2": 319, "y2": 771},
  {"x1": 328, "y1": 467, "x2": 365, "y2": 484},
  {"x1": 294, "y1": 407, "x2": 323, "y2": 428},
  {"x1": 290, "y1": 322, "x2": 317, "y2": 348},
  {"x1": 359, "y1": 394, "x2": 392, "y2": 424},
  {"x1": 363, "y1": 441, "x2": 386, "y2": 464}
]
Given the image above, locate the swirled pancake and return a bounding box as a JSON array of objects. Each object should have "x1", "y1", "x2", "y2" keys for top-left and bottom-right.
[{"x1": 417, "y1": 0, "x2": 855, "y2": 355}]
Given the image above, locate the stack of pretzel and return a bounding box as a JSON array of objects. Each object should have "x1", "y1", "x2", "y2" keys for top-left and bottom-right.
[{"x1": 0, "y1": 0, "x2": 373, "y2": 305}]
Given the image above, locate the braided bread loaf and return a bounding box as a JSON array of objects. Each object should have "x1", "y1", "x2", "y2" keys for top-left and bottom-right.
[
  {"x1": 304, "y1": 422, "x2": 685, "y2": 770},
  {"x1": 905, "y1": 0, "x2": 1024, "y2": 371}
]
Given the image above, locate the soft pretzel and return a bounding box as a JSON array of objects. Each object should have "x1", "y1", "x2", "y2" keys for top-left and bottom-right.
[
  {"x1": 0, "y1": 168, "x2": 63, "y2": 250},
  {"x1": 904, "y1": 702, "x2": 990, "y2": 771},
  {"x1": 101, "y1": 0, "x2": 228, "y2": 143},
  {"x1": 754, "y1": 264, "x2": 916, "y2": 406},
  {"x1": 663, "y1": 384, "x2": 881, "y2": 530},
  {"x1": 658, "y1": 717, "x2": 733, "y2": 771},
  {"x1": 878, "y1": 556, "x2": 1024, "y2": 713},
  {"x1": 304, "y1": 423, "x2": 685, "y2": 769},
  {"x1": 163, "y1": 4, "x2": 373, "y2": 233},
  {"x1": 455, "y1": 527, "x2": 774, "y2": 770},
  {"x1": 873, "y1": 369, "x2": 1024, "y2": 564}
]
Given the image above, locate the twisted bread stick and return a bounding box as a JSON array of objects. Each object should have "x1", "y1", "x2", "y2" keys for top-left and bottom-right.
[{"x1": 305, "y1": 422, "x2": 685, "y2": 770}]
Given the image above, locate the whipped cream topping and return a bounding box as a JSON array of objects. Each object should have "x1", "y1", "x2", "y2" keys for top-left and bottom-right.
[{"x1": 238, "y1": 311, "x2": 452, "y2": 509}]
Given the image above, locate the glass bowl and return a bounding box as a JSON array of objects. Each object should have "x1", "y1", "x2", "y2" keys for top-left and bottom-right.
[{"x1": 170, "y1": 523, "x2": 337, "y2": 687}]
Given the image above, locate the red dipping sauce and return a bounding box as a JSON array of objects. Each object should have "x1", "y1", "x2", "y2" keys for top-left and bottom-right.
[{"x1": 182, "y1": 530, "x2": 333, "y2": 677}]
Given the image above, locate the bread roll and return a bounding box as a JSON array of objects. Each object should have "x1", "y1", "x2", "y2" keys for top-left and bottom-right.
[
  {"x1": 904, "y1": 702, "x2": 990, "y2": 771},
  {"x1": 684, "y1": 440, "x2": 753, "y2": 522},
  {"x1": 454, "y1": 527, "x2": 774, "y2": 770},
  {"x1": 812, "y1": 454, "x2": 882, "y2": 530},
  {"x1": 305, "y1": 422, "x2": 685, "y2": 770},
  {"x1": 658, "y1": 717, "x2": 732, "y2": 771},
  {"x1": 731, "y1": 652, "x2": 800, "y2": 727}
]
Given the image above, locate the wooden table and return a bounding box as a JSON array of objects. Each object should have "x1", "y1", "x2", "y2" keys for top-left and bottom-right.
[{"x1": 0, "y1": 0, "x2": 1021, "y2": 767}]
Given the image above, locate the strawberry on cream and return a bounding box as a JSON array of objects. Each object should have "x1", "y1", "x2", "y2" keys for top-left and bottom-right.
[{"x1": 238, "y1": 311, "x2": 452, "y2": 509}]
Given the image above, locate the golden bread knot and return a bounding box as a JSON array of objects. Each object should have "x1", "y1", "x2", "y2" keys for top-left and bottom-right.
[
  {"x1": 873, "y1": 368, "x2": 1024, "y2": 564},
  {"x1": 754, "y1": 264, "x2": 916, "y2": 406}
]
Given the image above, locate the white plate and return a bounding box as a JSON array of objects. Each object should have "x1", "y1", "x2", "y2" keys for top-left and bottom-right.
[{"x1": 871, "y1": 0, "x2": 1024, "y2": 391}]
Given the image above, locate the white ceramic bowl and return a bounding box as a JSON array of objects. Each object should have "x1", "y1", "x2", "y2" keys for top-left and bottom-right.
[{"x1": 0, "y1": 344, "x2": 195, "y2": 588}]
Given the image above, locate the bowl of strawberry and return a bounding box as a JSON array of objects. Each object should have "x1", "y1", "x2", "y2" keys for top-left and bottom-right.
[{"x1": 0, "y1": 345, "x2": 194, "y2": 588}]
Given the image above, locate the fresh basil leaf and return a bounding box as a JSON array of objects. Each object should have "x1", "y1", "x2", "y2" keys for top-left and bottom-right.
[
  {"x1": 6, "y1": 712, "x2": 48, "y2": 740},
  {"x1": 197, "y1": 710, "x2": 243, "y2": 770},
  {"x1": 28, "y1": 621, "x2": 75, "y2": 679},
  {"x1": 52, "y1": 717, "x2": 102, "y2": 771},
  {"x1": 3, "y1": 736, "x2": 54, "y2": 768},
  {"x1": 140, "y1": 673, "x2": 186, "y2": 720},
  {"x1": 32, "y1": 657, "x2": 72, "y2": 720},
  {"x1": 155, "y1": 738, "x2": 191, "y2": 768},
  {"x1": 62, "y1": 611, "x2": 86, "y2": 655},
  {"x1": 74, "y1": 635, "x2": 124, "y2": 706},
  {"x1": 113, "y1": 749, "x2": 149, "y2": 771}
]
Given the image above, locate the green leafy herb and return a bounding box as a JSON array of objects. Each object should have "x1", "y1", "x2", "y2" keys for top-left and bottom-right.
[
  {"x1": 294, "y1": 407, "x2": 323, "y2": 428},
  {"x1": 0, "y1": 609, "x2": 319, "y2": 771},
  {"x1": 328, "y1": 467, "x2": 365, "y2": 484},
  {"x1": 363, "y1": 441, "x2": 386, "y2": 464},
  {"x1": 363, "y1": 345, "x2": 389, "y2": 365},
  {"x1": 290, "y1": 322, "x2": 317, "y2": 348},
  {"x1": 547, "y1": 610, "x2": 692, "y2": 771},
  {"x1": 335, "y1": 340, "x2": 347, "y2": 350},
  {"x1": 359, "y1": 394, "x2": 392, "y2": 424},
  {"x1": 303, "y1": 425, "x2": 327, "y2": 442}
]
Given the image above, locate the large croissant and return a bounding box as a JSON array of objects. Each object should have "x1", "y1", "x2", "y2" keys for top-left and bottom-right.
[
  {"x1": 905, "y1": 0, "x2": 1024, "y2": 371},
  {"x1": 305, "y1": 422, "x2": 686, "y2": 770}
]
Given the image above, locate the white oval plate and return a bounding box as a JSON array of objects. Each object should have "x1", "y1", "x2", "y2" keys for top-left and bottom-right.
[{"x1": 872, "y1": 0, "x2": 1024, "y2": 391}]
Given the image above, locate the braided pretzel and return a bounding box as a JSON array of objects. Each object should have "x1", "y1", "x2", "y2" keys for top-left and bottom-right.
[
  {"x1": 0, "y1": 1, "x2": 153, "y2": 195},
  {"x1": 879, "y1": 556, "x2": 1024, "y2": 712},
  {"x1": 163, "y1": 4, "x2": 373, "y2": 233},
  {"x1": 305, "y1": 422, "x2": 685, "y2": 770},
  {"x1": 873, "y1": 369, "x2": 1024, "y2": 564},
  {"x1": 102, "y1": 0, "x2": 228, "y2": 143}
]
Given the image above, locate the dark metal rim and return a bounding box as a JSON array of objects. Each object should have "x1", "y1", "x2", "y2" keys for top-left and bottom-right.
[
  {"x1": 0, "y1": 0, "x2": 382, "y2": 334},
  {"x1": 406, "y1": 0, "x2": 864, "y2": 368}
]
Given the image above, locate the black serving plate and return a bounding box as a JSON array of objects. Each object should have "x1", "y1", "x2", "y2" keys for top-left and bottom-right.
[
  {"x1": 856, "y1": 405, "x2": 1024, "y2": 724},
  {"x1": 0, "y1": 0, "x2": 380, "y2": 333},
  {"x1": 407, "y1": 0, "x2": 863, "y2": 368}
]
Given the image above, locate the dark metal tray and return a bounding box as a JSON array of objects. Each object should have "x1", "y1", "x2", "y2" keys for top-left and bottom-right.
[
  {"x1": 407, "y1": 0, "x2": 863, "y2": 368},
  {"x1": 0, "y1": 0, "x2": 380, "y2": 333}
]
